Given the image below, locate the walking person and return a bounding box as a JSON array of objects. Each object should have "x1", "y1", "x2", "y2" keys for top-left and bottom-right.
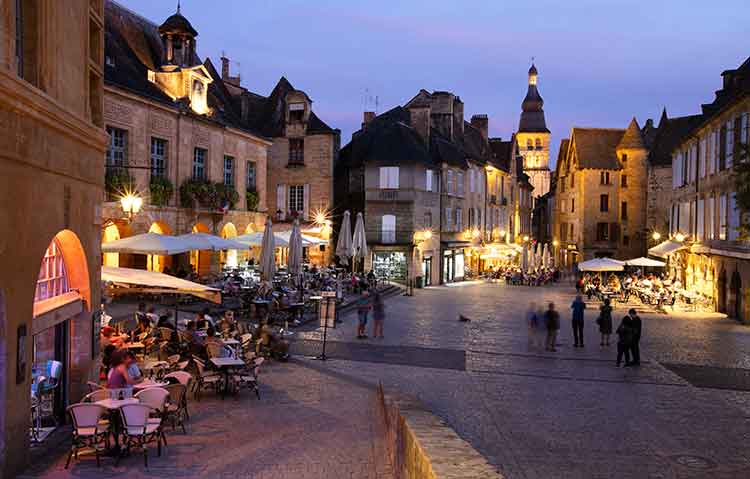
[
  {"x1": 372, "y1": 291, "x2": 385, "y2": 339},
  {"x1": 356, "y1": 290, "x2": 372, "y2": 339},
  {"x1": 526, "y1": 302, "x2": 541, "y2": 350},
  {"x1": 570, "y1": 295, "x2": 587, "y2": 348},
  {"x1": 597, "y1": 298, "x2": 613, "y2": 346},
  {"x1": 615, "y1": 315, "x2": 634, "y2": 367},
  {"x1": 544, "y1": 302, "x2": 560, "y2": 352},
  {"x1": 628, "y1": 308, "x2": 642, "y2": 366}
]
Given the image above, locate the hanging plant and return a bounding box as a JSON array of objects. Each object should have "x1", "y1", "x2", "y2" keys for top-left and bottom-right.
[
  {"x1": 179, "y1": 178, "x2": 216, "y2": 209},
  {"x1": 245, "y1": 190, "x2": 259, "y2": 211},
  {"x1": 149, "y1": 175, "x2": 174, "y2": 207},
  {"x1": 214, "y1": 183, "x2": 239, "y2": 210},
  {"x1": 105, "y1": 169, "x2": 135, "y2": 201}
]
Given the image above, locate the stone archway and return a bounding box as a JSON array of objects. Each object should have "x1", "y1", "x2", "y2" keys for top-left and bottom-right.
[
  {"x1": 191, "y1": 222, "x2": 211, "y2": 276},
  {"x1": 730, "y1": 271, "x2": 742, "y2": 321},
  {"x1": 147, "y1": 221, "x2": 173, "y2": 272},
  {"x1": 220, "y1": 222, "x2": 239, "y2": 268}
]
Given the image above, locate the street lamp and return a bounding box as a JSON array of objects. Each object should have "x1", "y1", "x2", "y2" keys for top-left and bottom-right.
[
  {"x1": 119, "y1": 192, "x2": 142, "y2": 220},
  {"x1": 523, "y1": 235, "x2": 530, "y2": 242},
  {"x1": 652, "y1": 231, "x2": 661, "y2": 241},
  {"x1": 674, "y1": 232, "x2": 685, "y2": 243}
]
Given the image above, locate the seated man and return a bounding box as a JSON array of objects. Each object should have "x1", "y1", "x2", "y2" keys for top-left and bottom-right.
[
  {"x1": 204, "y1": 327, "x2": 230, "y2": 358},
  {"x1": 218, "y1": 310, "x2": 238, "y2": 338},
  {"x1": 255, "y1": 318, "x2": 290, "y2": 360}
]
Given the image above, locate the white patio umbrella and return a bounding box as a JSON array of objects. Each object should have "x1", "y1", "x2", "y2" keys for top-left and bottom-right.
[
  {"x1": 287, "y1": 219, "x2": 303, "y2": 276},
  {"x1": 521, "y1": 246, "x2": 528, "y2": 272},
  {"x1": 528, "y1": 245, "x2": 536, "y2": 272},
  {"x1": 177, "y1": 232, "x2": 247, "y2": 251},
  {"x1": 258, "y1": 217, "x2": 277, "y2": 280},
  {"x1": 624, "y1": 257, "x2": 666, "y2": 267},
  {"x1": 577, "y1": 257, "x2": 625, "y2": 272},
  {"x1": 535, "y1": 243, "x2": 542, "y2": 268},
  {"x1": 542, "y1": 243, "x2": 550, "y2": 269},
  {"x1": 335, "y1": 210, "x2": 353, "y2": 266},
  {"x1": 351, "y1": 212, "x2": 368, "y2": 272},
  {"x1": 101, "y1": 233, "x2": 192, "y2": 256}
]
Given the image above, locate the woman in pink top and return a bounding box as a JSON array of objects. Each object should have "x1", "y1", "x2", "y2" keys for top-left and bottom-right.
[{"x1": 106, "y1": 350, "x2": 137, "y2": 389}]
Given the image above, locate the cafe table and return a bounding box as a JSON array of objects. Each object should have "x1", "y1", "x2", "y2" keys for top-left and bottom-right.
[
  {"x1": 209, "y1": 357, "x2": 246, "y2": 399},
  {"x1": 133, "y1": 379, "x2": 169, "y2": 392}
]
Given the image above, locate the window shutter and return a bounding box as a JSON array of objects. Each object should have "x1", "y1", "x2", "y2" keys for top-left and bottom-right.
[
  {"x1": 277, "y1": 184, "x2": 286, "y2": 219},
  {"x1": 729, "y1": 193, "x2": 740, "y2": 241},
  {"x1": 379, "y1": 168, "x2": 387, "y2": 188},
  {"x1": 610, "y1": 223, "x2": 620, "y2": 242},
  {"x1": 303, "y1": 184, "x2": 310, "y2": 221},
  {"x1": 391, "y1": 167, "x2": 399, "y2": 189}
]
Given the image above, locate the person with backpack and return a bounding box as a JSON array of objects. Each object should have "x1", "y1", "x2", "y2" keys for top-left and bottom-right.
[
  {"x1": 544, "y1": 302, "x2": 560, "y2": 352},
  {"x1": 597, "y1": 298, "x2": 614, "y2": 346}
]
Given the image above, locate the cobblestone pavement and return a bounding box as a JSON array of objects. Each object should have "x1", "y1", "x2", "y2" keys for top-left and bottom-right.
[
  {"x1": 296, "y1": 280, "x2": 750, "y2": 479},
  {"x1": 22, "y1": 361, "x2": 392, "y2": 479}
]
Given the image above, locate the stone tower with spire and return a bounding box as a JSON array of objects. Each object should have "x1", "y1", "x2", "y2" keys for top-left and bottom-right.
[
  {"x1": 616, "y1": 117, "x2": 649, "y2": 258},
  {"x1": 516, "y1": 63, "x2": 551, "y2": 200}
]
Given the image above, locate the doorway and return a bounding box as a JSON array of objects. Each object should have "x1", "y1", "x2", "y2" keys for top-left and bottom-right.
[
  {"x1": 731, "y1": 271, "x2": 742, "y2": 320},
  {"x1": 422, "y1": 257, "x2": 432, "y2": 286}
]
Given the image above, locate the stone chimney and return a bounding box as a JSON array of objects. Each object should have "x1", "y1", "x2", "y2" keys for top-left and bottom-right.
[
  {"x1": 452, "y1": 97, "x2": 464, "y2": 137},
  {"x1": 470, "y1": 114, "x2": 489, "y2": 140},
  {"x1": 362, "y1": 111, "x2": 375, "y2": 129},
  {"x1": 220, "y1": 55, "x2": 241, "y2": 87},
  {"x1": 408, "y1": 105, "x2": 431, "y2": 143}
]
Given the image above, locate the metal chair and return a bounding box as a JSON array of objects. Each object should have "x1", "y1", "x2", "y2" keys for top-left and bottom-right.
[
  {"x1": 231, "y1": 357, "x2": 263, "y2": 400},
  {"x1": 190, "y1": 356, "x2": 222, "y2": 401},
  {"x1": 65, "y1": 403, "x2": 109, "y2": 469},
  {"x1": 162, "y1": 384, "x2": 188, "y2": 433}
]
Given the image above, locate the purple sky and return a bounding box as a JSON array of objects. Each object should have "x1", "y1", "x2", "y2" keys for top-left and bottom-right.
[{"x1": 119, "y1": 0, "x2": 748, "y2": 166}]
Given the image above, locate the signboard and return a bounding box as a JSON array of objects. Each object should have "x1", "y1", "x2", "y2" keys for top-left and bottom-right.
[{"x1": 319, "y1": 293, "x2": 336, "y2": 328}]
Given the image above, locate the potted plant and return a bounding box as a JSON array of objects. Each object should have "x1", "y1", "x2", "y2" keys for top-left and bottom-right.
[
  {"x1": 214, "y1": 183, "x2": 239, "y2": 210},
  {"x1": 179, "y1": 178, "x2": 215, "y2": 209},
  {"x1": 245, "y1": 190, "x2": 259, "y2": 211},
  {"x1": 149, "y1": 175, "x2": 174, "y2": 207},
  {"x1": 105, "y1": 169, "x2": 134, "y2": 201}
]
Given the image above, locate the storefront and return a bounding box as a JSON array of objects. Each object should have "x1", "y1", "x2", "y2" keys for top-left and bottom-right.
[
  {"x1": 373, "y1": 251, "x2": 408, "y2": 282},
  {"x1": 442, "y1": 248, "x2": 466, "y2": 283}
]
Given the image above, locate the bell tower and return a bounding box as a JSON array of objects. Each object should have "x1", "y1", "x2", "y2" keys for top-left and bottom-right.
[{"x1": 516, "y1": 63, "x2": 551, "y2": 199}]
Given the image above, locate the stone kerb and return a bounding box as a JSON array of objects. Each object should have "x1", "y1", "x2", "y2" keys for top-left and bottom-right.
[{"x1": 377, "y1": 384, "x2": 503, "y2": 479}]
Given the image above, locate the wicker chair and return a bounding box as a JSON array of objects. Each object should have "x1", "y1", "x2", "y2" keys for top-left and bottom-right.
[
  {"x1": 191, "y1": 356, "x2": 222, "y2": 401},
  {"x1": 117, "y1": 403, "x2": 163, "y2": 467},
  {"x1": 162, "y1": 384, "x2": 188, "y2": 433},
  {"x1": 65, "y1": 403, "x2": 109, "y2": 469},
  {"x1": 231, "y1": 357, "x2": 263, "y2": 400},
  {"x1": 164, "y1": 371, "x2": 193, "y2": 418},
  {"x1": 134, "y1": 387, "x2": 170, "y2": 447}
]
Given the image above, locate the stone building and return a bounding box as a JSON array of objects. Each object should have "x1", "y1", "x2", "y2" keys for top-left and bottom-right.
[
  {"x1": 335, "y1": 90, "x2": 520, "y2": 285},
  {"x1": 664, "y1": 57, "x2": 750, "y2": 322},
  {"x1": 0, "y1": 1, "x2": 107, "y2": 476},
  {"x1": 553, "y1": 119, "x2": 650, "y2": 265},
  {"x1": 517, "y1": 64, "x2": 551, "y2": 201},
  {"x1": 102, "y1": 1, "x2": 337, "y2": 271}
]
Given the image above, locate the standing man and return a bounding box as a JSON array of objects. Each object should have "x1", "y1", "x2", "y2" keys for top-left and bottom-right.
[
  {"x1": 356, "y1": 290, "x2": 372, "y2": 339},
  {"x1": 570, "y1": 295, "x2": 587, "y2": 348},
  {"x1": 544, "y1": 302, "x2": 560, "y2": 352},
  {"x1": 628, "y1": 308, "x2": 642, "y2": 366}
]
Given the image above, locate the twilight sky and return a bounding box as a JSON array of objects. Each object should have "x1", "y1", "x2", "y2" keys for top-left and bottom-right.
[{"x1": 119, "y1": 0, "x2": 748, "y2": 166}]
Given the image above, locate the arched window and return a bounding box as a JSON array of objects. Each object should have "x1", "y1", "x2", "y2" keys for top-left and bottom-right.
[
  {"x1": 35, "y1": 239, "x2": 70, "y2": 302},
  {"x1": 382, "y1": 215, "x2": 396, "y2": 243}
]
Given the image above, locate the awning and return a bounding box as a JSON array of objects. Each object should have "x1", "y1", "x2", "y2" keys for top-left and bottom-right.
[
  {"x1": 177, "y1": 233, "x2": 247, "y2": 251},
  {"x1": 624, "y1": 257, "x2": 666, "y2": 267},
  {"x1": 577, "y1": 258, "x2": 625, "y2": 272},
  {"x1": 101, "y1": 266, "x2": 221, "y2": 303},
  {"x1": 648, "y1": 240, "x2": 686, "y2": 258},
  {"x1": 101, "y1": 233, "x2": 193, "y2": 256},
  {"x1": 479, "y1": 243, "x2": 518, "y2": 259}
]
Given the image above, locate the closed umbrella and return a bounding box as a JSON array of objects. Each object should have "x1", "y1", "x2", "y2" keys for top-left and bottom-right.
[
  {"x1": 535, "y1": 243, "x2": 542, "y2": 269},
  {"x1": 521, "y1": 246, "x2": 528, "y2": 273},
  {"x1": 528, "y1": 245, "x2": 536, "y2": 272},
  {"x1": 287, "y1": 219, "x2": 303, "y2": 276},
  {"x1": 542, "y1": 243, "x2": 550, "y2": 270},
  {"x1": 259, "y1": 217, "x2": 276, "y2": 281},
  {"x1": 335, "y1": 210, "x2": 353, "y2": 266},
  {"x1": 352, "y1": 212, "x2": 368, "y2": 272}
]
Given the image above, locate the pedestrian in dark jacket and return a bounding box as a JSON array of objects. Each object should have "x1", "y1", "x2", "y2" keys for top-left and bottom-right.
[
  {"x1": 570, "y1": 295, "x2": 586, "y2": 348},
  {"x1": 597, "y1": 298, "x2": 613, "y2": 346},
  {"x1": 628, "y1": 308, "x2": 642, "y2": 366},
  {"x1": 615, "y1": 316, "x2": 634, "y2": 367},
  {"x1": 544, "y1": 302, "x2": 560, "y2": 352}
]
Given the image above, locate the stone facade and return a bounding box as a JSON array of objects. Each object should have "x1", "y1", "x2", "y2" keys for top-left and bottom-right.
[
  {"x1": 647, "y1": 165, "x2": 672, "y2": 233},
  {"x1": 667, "y1": 60, "x2": 750, "y2": 321},
  {"x1": 0, "y1": 1, "x2": 107, "y2": 476}
]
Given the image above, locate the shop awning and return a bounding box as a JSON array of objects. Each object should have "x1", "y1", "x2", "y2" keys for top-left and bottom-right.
[
  {"x1": 624, "y1": 257, "x2": 666, "y2": 267},
  {"x1": 648, "y1": 240, "x2": 686, "y2": 258},
  {"x1": 101, "y1": 266, "x2": 222, "y2": 303},
  {"x1": 577, "y1": 258, "x2": 625, "y2": 272},
  {"x1": 480, "y1": 243, "x2": 519, "y2": 259},
  {"x1": 101, "y1": 233, "x2": 193, "y2": 255}
]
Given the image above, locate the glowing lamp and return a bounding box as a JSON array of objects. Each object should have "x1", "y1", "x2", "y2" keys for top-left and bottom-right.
[
  {"x1": 423, "y1": 230, "x2": 432, "y2": 240},
  {"x1": 674, "y1": 233, "x2": 685, "y2": 242},
  {"x1": 652, "y1": 232, "x2": 661, "y2": 241},
  {"x1": 553, "y1": 240, "x2": 559, "y2": 247}
]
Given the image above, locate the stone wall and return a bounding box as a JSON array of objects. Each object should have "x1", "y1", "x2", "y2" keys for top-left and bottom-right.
[
  {"x1": 647, "y1": 165, "x2": 672, "y2": 234},
  {"x1": 377, "y1": 386, "x2": 503, "y2": 479}
]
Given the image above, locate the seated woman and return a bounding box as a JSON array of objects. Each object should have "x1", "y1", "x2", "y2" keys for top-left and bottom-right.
[
  {"x1": 217, "y1": 310, "x2": 238, "y2": 338},
  {"x1": 255, "y1": 318, "x2": 290, "y2": 360},
  {"x1": 106, "y1": 350, "x2": 140, "y2": 389},
  {"x1": 204, "y1": 327, "x2": 230, "y2": 358}
]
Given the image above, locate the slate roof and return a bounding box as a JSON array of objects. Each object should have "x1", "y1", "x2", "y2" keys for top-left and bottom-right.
[
  {"x1": 555, "y1": 138, "x2": 570, "y2": 175},
  {"x1": 647, "y1": 110, "x2": 704, "y2": 167},
  {"x1": 519, "y1": 64, "x2": 549, "y2": 133},
  {"x1": 158, "y1": 11, "x2": 198, "y2": 37},
  {"x1": 104, "y1": 1, "x2": 335, "y2": 138},
  {"x1": 617, "y1": 118, "x2": 646, "y2": 150},
  {"x1": 570, "y1": 128, "x2": 626, "y2": 170},
  {"x1": 488, "y1": 138, "x2": 513, "y2": 172}
]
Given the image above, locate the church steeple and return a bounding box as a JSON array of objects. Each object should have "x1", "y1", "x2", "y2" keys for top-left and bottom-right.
[{"x1": 519, "y1": 63, "x2": 548, "y2": 133}]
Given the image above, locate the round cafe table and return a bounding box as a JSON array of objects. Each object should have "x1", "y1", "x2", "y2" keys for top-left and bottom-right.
[{"x1": 133, "y1": 379, "x2": 169, "y2": 391}]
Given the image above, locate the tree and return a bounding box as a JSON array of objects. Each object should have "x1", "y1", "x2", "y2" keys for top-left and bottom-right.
[{"x1": 733, "y1": 143, "x2": 750, "y2": 239}]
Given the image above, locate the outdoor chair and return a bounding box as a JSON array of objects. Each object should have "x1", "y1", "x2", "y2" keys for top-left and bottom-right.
[
  {"x1": 191, "y1": 356, "x2": 222, "y2": 400},
  {"x1": 163, "y1": 384, "x2": 188, "y2": 433},
  {"x1": 38, "y1": 360, "x2": 63, "y2": 426},
  {"x1": 164, "y1": 371, "x2": 193, "y2": 416},
  {"x1": 87, "y1": 381, "x2": 103, "y2": 393},
  {"x1": 134, "y1": 387, "x2": 170, "y2": 447},
  {"x1": 117, "y1": 403, "x2": 163, "y2": 467},
  {"x1": 83, "y1": 389, "x2": 110, "y2": 403},
  {"x1": 65, "y1": 403, "x2": 109, "y2": 469},
  {"x1": 231, "y1": 357, "x2": 263, "y2": 400}
]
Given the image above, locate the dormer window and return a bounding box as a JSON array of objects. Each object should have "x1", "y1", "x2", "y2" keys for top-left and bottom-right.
[
  {"x1": 190, "y1": 78, "x2": 209, "y2": 115},
  {"x1": 289, "y1": 102, "x2": 305, "y2": 123}
]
